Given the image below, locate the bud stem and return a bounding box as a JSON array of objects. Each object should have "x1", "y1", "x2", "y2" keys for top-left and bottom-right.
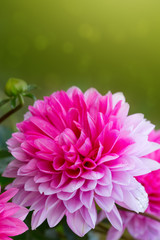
[
  {"x1": 0, "y1": 102, "x2": 23, "y2": 123},
  {"x1": 118, "y1": 206, "x2": 160, "y2": 223}
]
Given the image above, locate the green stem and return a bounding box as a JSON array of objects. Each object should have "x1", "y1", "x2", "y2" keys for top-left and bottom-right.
[
  {"x1": 0, "y1": 103, "x2": 23, "y2": 123},
  {"x1": 92, "y1": 228, "x2": 106, "y2": 234},
  {"x1": 18, "y1": 94, "x2": 25, "y2": 105},
  {"x1": 118, "y1": 206, "x2": 160, "y2": 223},
  {"x1": 97, "y1": 222, "x2": 110, "y2": 231}
]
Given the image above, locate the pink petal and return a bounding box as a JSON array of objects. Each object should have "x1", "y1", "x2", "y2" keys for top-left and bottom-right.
[
  {"x1": 106, "y1": 226, "x2": 124, "y2": 240},
  {"x1": 66, "y1": 210, "x2": 91, "y2": 237},
  {"x1": 95, "y1": 194, "x2": 114, "y2": 212},
  {"x1": 80, "y1": 202, "x2": 97, "y2": 228},
  {"x1": 80, "y1": 190, "x2": 94, "y2": 208},
  {"x1": 57, "y1": 191, "x2": 76, "y2": 200},
  {"x1": 105, "y1": 205, "x2": 122, "y2": 231},
  {"x1": 112, "y1": 171, "x2": 131, "y2": 186},
  {"x1": 81, "y1": 168, "x2": 104, "y2": 180},
  {"x1": 62, "y1": 179, "x2": 85, "y2": 192},
  {"x1": 31, "y1": 208, "x2": 47, "y2": 229},
  {"x1": 64, "y1": 191, "x2": 83, "y2": 213},
  {"x1": 46, "y1": 197, "x2": 66, "y2": 227},
  {"x1": 80, "y1": 180, "x2": 97, "y2": 191},
  {"x1": 24, "y1": 178, "x2": 38, "y2": 191},
  {"x1": 95, "y1": 184, "x2": 112, "y2": 197}
]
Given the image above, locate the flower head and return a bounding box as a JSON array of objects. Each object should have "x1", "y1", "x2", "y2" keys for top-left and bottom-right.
[
  {"x1": 107, "y1": 130, "x2": 160, "y2": 240},
  {"x1": 3, "y1": 87, "x2": 160, "y2": 236},
  {"x1": 0, "y1": 187, "x2": 28, "y2": 240}
]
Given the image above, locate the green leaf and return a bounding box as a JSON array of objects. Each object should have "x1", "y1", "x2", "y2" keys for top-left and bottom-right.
[
  {"x1": 0, "y1": 150, "x2": 11, "y2": 158},
  {"x1": 26, "y1": 84, "x2": 37, "y2": 92},
  {"x1": 0, "y1": 175, "x2": 14, "y2": 188},
  {"x1": 0, "y1": 98, "x2": 10, "y2": 107},
  {"x1": 22, "y1": 93, "x2": 36, "y2": 101},
  {"x1": 0, "y1": 153, "x2": 13, "y2": 174},
  {"x1": 0, "y1": 126, "x2": 12, "y2": 151}
]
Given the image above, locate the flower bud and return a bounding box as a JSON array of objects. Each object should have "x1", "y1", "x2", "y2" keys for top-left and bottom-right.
[{"x1": 5, "y1": 78, "x2": 28, "y2": 97}]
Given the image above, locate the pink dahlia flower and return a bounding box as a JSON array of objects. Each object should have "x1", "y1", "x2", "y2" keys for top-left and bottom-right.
[
  {"x1": 3, "y1": 87, "x2": 160, "y2": 236},
  {"x1": 0, "y1": 187, "x2": 28, "y2": 240},
  {"x1": 107, "y1": 130, "x2": 160, "y2": 240}
]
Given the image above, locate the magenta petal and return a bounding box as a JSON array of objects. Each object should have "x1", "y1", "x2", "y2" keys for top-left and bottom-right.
[
  {"x1": 78, "y1": 137, "x2": 92, "y2": 157},
  {"x1": 30, "y1": 116, "x2": 59, "y2": 139},
  {"x1": 82, "y1": 158, "x2": 96, "y2": 170},
  {"x1": 111, "y1": 136, "x2": 134, "y2": 154},
  {"x1": 53, "y1": 157, "x2": 66, "y2": 170},
  {"x1": 97, "y1": 154, "x2": 119, "y2": 165},
  {"x1": 100, "y1": 129, "x2": 120, "y2": 153},
  {"x1": 0, "y1": 234, "x2": 12, "y2": 240},
  {"x1": 66, "y1": 108, "x2": 79, "y2": 130},
  {"x1": 84, "y1": 88, "x2": 100, "y2": 110},
  {"x1": 87, "y1": 112, "x2": 97, "y2": 141},
  {"x1": 0, "y1": 189, "x2": 18, "y2": 203},
  {"x1": 0, "y1": 218, "x2": 28, "y2": 236},
  {"x1": 66, "y1": 210, "x2": 91, "y2": 237},
  {"x1": 59, "y1": 128, "x2": 77, "y2": 145},
  {"x1": 0, "y1": 203, "x2": 20, "y2": 218},
  {"x1": 34, "y1": 138, "x2": 61, "y2": 153},
  {"x1": 37, "y1": 161, "x2": 54, "y2": 174},
  {"x1": 65, "y1": 167, "x2": 82, "y2": 178}
]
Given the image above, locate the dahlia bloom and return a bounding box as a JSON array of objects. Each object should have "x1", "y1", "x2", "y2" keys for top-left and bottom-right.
[
  {"x1": 3, "y1": 87, "x2": 160, "y2": 236},
  {"x1": 107, "y1": 130, "x2": 160, "y2": 240},
  {"x1": 0, "y1": 187, "x2": 28, "y2": 240}
]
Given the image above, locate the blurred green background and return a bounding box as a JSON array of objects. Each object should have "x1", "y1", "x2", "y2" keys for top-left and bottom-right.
[{"x1": 0, "y1": 0, "x2": 160, "y2": 127}]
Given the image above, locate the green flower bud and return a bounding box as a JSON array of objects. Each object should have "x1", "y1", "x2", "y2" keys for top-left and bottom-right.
[{"x1": 5, "y1": 78, "x2": 28, "y2": 97}]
